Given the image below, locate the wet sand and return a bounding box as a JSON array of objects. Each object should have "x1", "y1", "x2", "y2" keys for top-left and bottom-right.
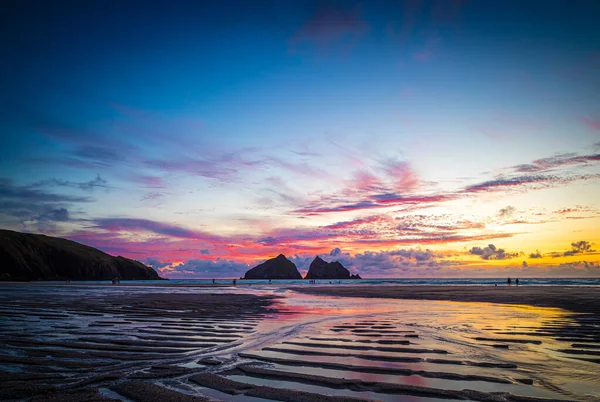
[
  {"x1": 1, "y1": 283, "x2": 599, "y2": 401},
  {"x1": 289, "y1": 285, "x2": 600, "y2": 316}
]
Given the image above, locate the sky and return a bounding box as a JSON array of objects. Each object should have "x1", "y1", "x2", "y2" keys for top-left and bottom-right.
[{"x1": 1, "y1": 0, "x2": 599, "y2": 279}]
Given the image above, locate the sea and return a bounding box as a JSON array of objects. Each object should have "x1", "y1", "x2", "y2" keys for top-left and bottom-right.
[{"x1": 41, "y1": 277, "x2": 600, "y2": 286}]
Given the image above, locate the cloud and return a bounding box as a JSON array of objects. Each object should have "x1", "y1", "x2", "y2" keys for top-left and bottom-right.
[
  {"x1": 389, "y1": 248, "x2": 435, "y2": 261},
  {"x1": 513, "y1": 153, "x2": 600, "y2": 173},
  {"x1": 380, "y1": 159, "x2": 419, "y2": 192},
  {"x1": 31, "y1": 174, "x2": 109, "y2": 192},
  {"x1": 581, "y1": 116, "x2": 600, "y2": 131},
  {"x1": 498, "y1": 206, "x2": 516, "y2": 219},
  {"x1": 0, "y1": 178, "x2": 93, "y2": 230},
  {"x1": 413, "y1": 49, "x2": 433, "y2": 61},
  {"x1": 140, "y1": 192, "x2": 164, "y2": 201},
  {"x1": 549, "y1": 241, "x2": 596, "y2": 258},
  {"x1": 289, "y1": 4, "x2": 370, "y2": 52},
  {"x1": 36, "y1": 208, "x2": 70, "y2": 222},
  {"x1": 159, "y1": 258, "x2": 250, "y2": 279},
  {"x1": 469, "y1": 244, "x2": 519, "y2": 260},
  {"x1": 257, "y1": 236, "x2": 278, "y2": 245},
  {"x1": 294, "y1": 194, "x2": 453, "y2": 215},
  {"x1": 310, "y1": 247, "x2": 456, "y2": 277},
  {"x1": 0, "y1": 178, "x2": 93, "y2": 203},
  {"x1": 324, "y1": 215, "x2": 385, "y2": 230},
  {"x1": 464, "y1": 175, "x2": 556, "y2": 193},
  {"x1": 522, "y1": 261, "x2": 528, "y2": 268},
  {"x1": 292, "y1": 150, "x2": 600, "y2": 217},
  {"x1": 563, "y1": 241, "x2": 595, "y2": 257},
  {"x1": 148, "y1": 156, "x2": 240, "y2": 182},
  {"x1": 529, "y1": 250, "x2": 543, "y2": 259},
  {"x1": 91, "y1": 218, "x2": 224, "y2": 242},
  {"x1": 142, "y1": 258, "x2": 172, "y2": 269},
  {"x1": 330, "y1": 247, "x2": 342, "y2": 257},
  {"x1": 73, "y1": 145, "x2": 126, "y2": 165},
  {"x1": 132, "y1": 175, "x2": 167, "y2": 189}
]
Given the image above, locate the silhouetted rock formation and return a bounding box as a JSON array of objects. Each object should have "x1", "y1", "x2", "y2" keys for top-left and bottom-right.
[
  {"x1": 304, "y1": 256, "x2": 361, "y2": 280},
  {"x1": 243, "y1": 254, "x2": 301, "y2": 279},
  {"x1": 0, "y1": 229, "x2": 162, "y2": 281}
]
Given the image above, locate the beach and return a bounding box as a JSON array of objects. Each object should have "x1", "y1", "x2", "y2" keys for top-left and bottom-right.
[{"x1": 1, "y1": 283, "x2": 599, "y2": 401}]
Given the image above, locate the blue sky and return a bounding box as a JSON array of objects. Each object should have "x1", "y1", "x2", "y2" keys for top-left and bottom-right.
[{"x1": 1, "y1": 0, "x2": 599, "y2": 278}]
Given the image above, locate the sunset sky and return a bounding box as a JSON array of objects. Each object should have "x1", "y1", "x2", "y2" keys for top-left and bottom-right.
[{"x1": 1, "y1": 0, "x2": 599, "y2": 278}]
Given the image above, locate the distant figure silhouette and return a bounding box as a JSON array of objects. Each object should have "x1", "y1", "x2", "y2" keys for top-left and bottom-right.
[
  {"x1": 268, "y1": 279, "x2": 272, "y2": 284},
  {"x1": 212, "y1": 278, "x2": 215, "y2": 284},
  {"x1": 507, "y1": 277, "x2": 512, "y2": 286},
  {"x1": 233, "y1": 279, "x2": 236, "y2": 286},
  {"x1": 516, "y1": 278, "x2": 519, "y2": 286}
]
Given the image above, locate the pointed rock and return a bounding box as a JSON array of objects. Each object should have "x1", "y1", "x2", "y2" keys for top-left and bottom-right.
[
  {"x1": 243, "y1": 254, "x2": 301, "y2": 279},
  {"x1": 304, "y1": 256, "x2": 360, "y2": 280}
]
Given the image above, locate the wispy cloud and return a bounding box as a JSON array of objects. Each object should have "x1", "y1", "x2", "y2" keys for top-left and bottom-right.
[
  {"x1": 90, "y1": 218, "x2": 224, "y2": 242},
  {"x1": 0, "y1": 178, "x2": 93, "y2": 203},
  {"x1": 464, "y1": 175, "x2": 556, "y2": 193},
  {"x1": 289, "y1": 148, "x2": 600, "y2": 219},
  {"x1": 31, "y1": 174, "x2": 109, "y2": 192},
  {"x1": 289, "y1": 4, "x2": 370, "y2": 53},
  {"x1": 513, "y1": 153, "x2": 600, "y2": 173},
  {"x1": 580, "y1": 115, "x2": 600, "y2": 131},
  {"x1": 0, "y1": 178, "x2": 93, "y2": 231}
]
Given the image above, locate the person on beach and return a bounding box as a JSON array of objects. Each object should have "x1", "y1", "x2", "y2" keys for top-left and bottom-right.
[
  {"x1": 212, "y1": 278, "x2": 215, "y2": 284},
  {"x1": 507, "y1": 277, "x2": 511, "y2": 286},
  {"x1": 233, "y1": 279, "x2": 236, "y2": 286},
  {"x1": 516, "y1": 278, "x2": 519, "y2": 286},
  {"x1": 269, "y1": 279, "x2": 271, "y2": 284}
]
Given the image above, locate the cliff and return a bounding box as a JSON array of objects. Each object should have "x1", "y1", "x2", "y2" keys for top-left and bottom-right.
[
  {"x1": 0, "y1": 229, "x2": 162, "y2": 281},
  {"x1": 243, "y1": 254, "x2": 302, "y2": 280}
]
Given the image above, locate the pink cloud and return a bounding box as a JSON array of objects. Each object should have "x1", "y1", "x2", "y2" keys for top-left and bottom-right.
[
  {"x1": 137, "y1": 175, "x2": 167, "y2": 188},
  {"x1": 381, "y1": 160, "x2": 419, "y2": 192},
  {"x1": 324, "y1": 215, "x2": 386, "y2": 230},
  {"x1": 376, "y1": 194, "x2": 453, "y2": 205},
  {"x1": 581, "y1": 116, "x2": 600, "y2": 131},
  {"x1": 348, "y1": 170, "x2": 384, "y2": 192}
]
